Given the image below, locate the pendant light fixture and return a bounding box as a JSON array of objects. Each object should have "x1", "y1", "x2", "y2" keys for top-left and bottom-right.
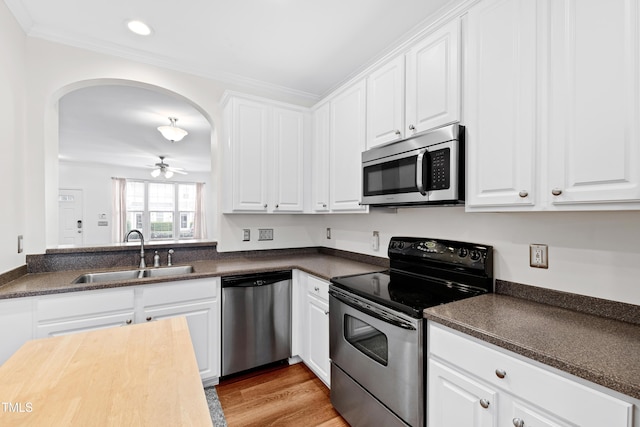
[{"x1": 157, "y1": 117, "x2": 188, "y2": 142}]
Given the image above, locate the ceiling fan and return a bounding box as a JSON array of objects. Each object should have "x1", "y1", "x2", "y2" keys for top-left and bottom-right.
[{"x1": 148, "y1": 156, "x2": 187, "y2": 179}]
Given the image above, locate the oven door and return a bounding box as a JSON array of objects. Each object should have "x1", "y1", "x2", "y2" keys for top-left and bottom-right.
[{"x1": 329, "y1": 289, "x2": 424, "y2": 427}]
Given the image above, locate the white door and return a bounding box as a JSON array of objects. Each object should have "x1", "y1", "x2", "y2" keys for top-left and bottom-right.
[
  {"x1": 306, "y1": 295, "x2": 330, "y2": 386},
  {"x1": 366, "y1": 56, "x2": 406, "y2": 149},
  {"x1": 312, "y1": 102, "x2": 331, "y2": 212},
  {"x1": 406, "y1": 18, "x2": 461, "y2": 136},
  {"x1": 58, "y1": 189, "x2": 84, "y2": 245},
  {"x1": 329, "y1": 80, "x2": 367, "y2": 212},
  {"x1": 547, "y1": 0, "x2": 640, "y2": 206},
  {"x1": 464, "y1": 0, "x2": 538, "y2": 209},
  {"x1": 272, "y1": 107, "x2": 305, "y2": 212}
]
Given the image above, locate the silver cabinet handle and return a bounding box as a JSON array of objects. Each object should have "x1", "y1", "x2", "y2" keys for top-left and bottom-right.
[
  {"x1": 126, "y1": 319, "x2": 132, "y2": 325},
  {"x1": 324, "y1": 310, "x2": 329, "y2": 315},
  {"x1": 513, "y1": 418, "x2": 525, "y2": 427},
  {"x1": 264, "y1": 204, "x2": 268, "y2": 208},
  {"x1": 518, "y1": 191, "x2": 528, "y2": 198},
  {"x1": 495, "y1": 369, "x2": 507, "y2": 379},
  {"x1": 322, "y1": 203, "x2": 327, "y2": 208},
  {"x1": 479, "y1": 399, "x2": 490, "y2": 409},
  {"x1": 394, "y1": 129, "x2": 401, "y2": 136},
  {"x1": 409, "y1": 124, "x2": 416, "y2": 131},
  {"x1": 551, "y1": 188, "x2": 562, "y2": 196},
  {"x1": 146, "y1": 316, "x2": 152, "y2": 322},
  {"x1": 275, "y1": 204, "x2": 279, "y2": 209},
  {"x1": 314, "y1": 286, "x2": 320, "y2": 292}
]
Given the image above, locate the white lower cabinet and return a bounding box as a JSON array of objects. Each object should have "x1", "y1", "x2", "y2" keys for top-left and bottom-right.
[
  {"x1": 296, "y1": 271, "x2": 331, "y2": 387},
  {"x1": 428, "y1": 322, "x2": 635, "y2": 427},
  {"x1": 0, "y1": 297, "x2": 34, "y2": 365},
  {"x1": 36, "y1": 288, "x2": 136, "y2": 337},
  {"x1": 34, "y1": 278, "x2": 220, "y2": 383}
]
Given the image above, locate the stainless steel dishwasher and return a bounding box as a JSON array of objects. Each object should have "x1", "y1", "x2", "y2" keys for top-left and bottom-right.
[{"x1": 221, "y1": 270, "x2": 292, "y2": 376}]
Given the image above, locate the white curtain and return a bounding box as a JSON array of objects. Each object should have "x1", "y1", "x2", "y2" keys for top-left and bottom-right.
[
  {"x1": 111, "y1": 178, "x2": 127, "y2": 243},
  {"x1": 194, "y1": 182, "x2": 207, "y2": 239}
]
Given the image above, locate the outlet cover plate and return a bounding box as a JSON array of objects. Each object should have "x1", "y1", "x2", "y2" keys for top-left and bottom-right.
[
  {"x1": 242, "y1": 229, "x2": 250, "y2": 241},
  {"x1": 529, "y1": 244, "x2": 548, "y2": 268},
  {"x1": 258, "y1": 228, "x2": 273, "y2": 241}
]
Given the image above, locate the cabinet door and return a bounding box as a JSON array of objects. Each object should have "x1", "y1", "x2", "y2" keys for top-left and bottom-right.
[
  {"x1": 366, "y1": 56, "x2": 405, "y2": 149},
  {"x1": 465, "y1": 0, "x2": 538, "y2": 209},
  {"x1": 428, "y1": 359, "x2": 497, "y2": 427},
  {"x1": 0, "y1": 298, "x2": 33, "y2": 364},
  {"x1": 306, "y1": 295, "x2": 330, "y2": 386},
  {"x1": 547, "y1": 0, "x2": 640, "y2": 207},
  {"x1": 330, "y1": 80, "x2": 368, "y2": 212},
  {"x1": 406, "y1": 18, "x2": 461, "y2": 136},
  {"x1": 229, "y1": 97, "x2": 270, "y2": 211},
  {"x1": 143, "y1": 301, "x2": 217, "y2": 380},
  {"x1": 311, "y1": 102, "x2": 331, "y2": 212},
  {"x1": 272, "y1": 107, "x2": 305, "y2": 212}
]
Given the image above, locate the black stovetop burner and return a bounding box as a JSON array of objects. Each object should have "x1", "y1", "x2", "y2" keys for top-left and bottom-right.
[{"x1": 330, "y1": 237, "x2": 494, "y2": 318}]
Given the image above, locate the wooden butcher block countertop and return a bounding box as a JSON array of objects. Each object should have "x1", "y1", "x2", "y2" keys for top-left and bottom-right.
[{"x1": 0, "y1": 317, "x2": 212, "y2": 427}]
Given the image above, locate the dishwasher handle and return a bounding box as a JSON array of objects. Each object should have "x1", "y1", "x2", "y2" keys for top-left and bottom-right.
[{"x1": 222, "y1": 270, "x2": 292, "y2": 288}]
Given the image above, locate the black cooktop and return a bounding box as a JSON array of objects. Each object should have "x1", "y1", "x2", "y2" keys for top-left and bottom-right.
[{"x1": 330, "y1": 237, "x2": 494, "y2": 319}]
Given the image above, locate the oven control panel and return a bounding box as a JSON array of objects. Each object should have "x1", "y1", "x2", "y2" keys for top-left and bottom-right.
[{"x1": 388, "y1": 237, "x2": 492, "y2": 272}]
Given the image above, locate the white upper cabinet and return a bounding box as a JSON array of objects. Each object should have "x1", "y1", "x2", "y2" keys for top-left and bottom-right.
[
  {"x1": 311, "y1": 102, "x2": 331, "y2": 212},
  {"x1": 222, "y1": 92, "x2": 308, "y2": 213},
  {"x1": 465, "y1": 0, "x2": 538, "y2": 209},
  {"x1": 272, "y1": 106, "x2": 305, "y2": 212},
  {"x1": 366, "y1": 56, "x2": 406, "y2": 149},
  {"x1": 547, "y1": 0, "x2": 640, "y2": 207},
  {"x1": 406, "y1": 18, "x2": 461, "y2": 137},
  {"x1": 466, "y1": 0, "x2": 640, "y2": 211},
  {"x1": 329, "y1": 80, "x2": 368, "y2": 212}
]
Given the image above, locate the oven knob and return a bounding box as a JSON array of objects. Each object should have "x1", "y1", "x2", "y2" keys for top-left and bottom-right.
[
  {"x1": 457, "y1": 248, "x2": 468, "y2": 258},
  {"x1": 398, "y1": 242, "x2": 405, "y2": 249},
  {"x1": 470, "y1": 250, "x2": 481, "y2": 261}
]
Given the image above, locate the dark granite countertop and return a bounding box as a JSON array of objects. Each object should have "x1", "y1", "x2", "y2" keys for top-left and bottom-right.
[
  {"x1": 425, "y1": 293, "x2": 640, "y2": 400},
  {"x1": 0, "y1": 253, "x2": 387, "y2": 299}
]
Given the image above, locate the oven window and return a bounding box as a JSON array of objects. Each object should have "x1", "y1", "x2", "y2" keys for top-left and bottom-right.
[
  {"x1": 363, "y1": 156, "x2": 419, "y2": 196},
  {"x1": 344, "y1": 314, "x2": 388, "y2": 366}
]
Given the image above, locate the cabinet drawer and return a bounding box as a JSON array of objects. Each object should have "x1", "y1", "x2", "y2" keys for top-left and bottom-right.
[
  {"x1": 38, "y1": 288, "x2": 135, "y2": 322},
  {"x1": 141, "y1": 278, "x2": 217, "y2": 307},
  {"x1": 307, "y1": 275, "x2": 329, "y2": 301},
  {"x1": 428, "y1": 323, "x2": 632, "y2": 426}
]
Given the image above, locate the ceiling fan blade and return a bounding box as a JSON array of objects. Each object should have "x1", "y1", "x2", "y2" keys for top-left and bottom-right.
[{"x1": 169, "y1": 169, "x2": 188, "y2": 175}]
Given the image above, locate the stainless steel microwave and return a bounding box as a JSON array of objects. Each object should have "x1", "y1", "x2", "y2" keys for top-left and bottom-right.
[{"x1": 361, "y1": 123, "x2": 464, "y2": 207}]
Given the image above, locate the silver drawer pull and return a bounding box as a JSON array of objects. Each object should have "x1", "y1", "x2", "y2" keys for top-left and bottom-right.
[
  {"x1": 479, "y1": 399, "x2": 490, "y2": 409},
  {"x1": 495, "y1": 369, "x2": 507, "y2": 379},
  {"x1": 513, "y1": 418, "x2": 524, "y2": 427},
  {"x1": 518, "y1": 190, "x2": 528, "y2": 198},
  {"x1": 551, "y1": 188, "x2": 562, "y2": 196},
  {"x1": 314, "y1": 286, "x2": 320, "y2": 292}
]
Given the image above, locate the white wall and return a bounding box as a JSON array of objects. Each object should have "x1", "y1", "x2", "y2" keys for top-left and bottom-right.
[
  {"x1": 59, "y1": 162, "x2": 214, "y2": 246},
  {"x1": 0, "y1": 2, "x2": 26, "y2": 274},
  {"x1": 322, "y1": 208, "x2": 640, "y2": 306}
]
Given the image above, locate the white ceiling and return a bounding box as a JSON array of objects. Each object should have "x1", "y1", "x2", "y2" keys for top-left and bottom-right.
[{"x1": 5, "y1": 0, "x2": 454, "y2": 98}]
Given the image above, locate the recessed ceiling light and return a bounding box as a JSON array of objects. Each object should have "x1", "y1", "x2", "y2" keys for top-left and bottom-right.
[{"x1": 127, "y1": 20, "x2": 152, "y2": 36}]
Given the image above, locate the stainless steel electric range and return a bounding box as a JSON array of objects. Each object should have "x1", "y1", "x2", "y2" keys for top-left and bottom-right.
[{"x1": 329, "y1": 237, "x2": 494, "y2": 427}]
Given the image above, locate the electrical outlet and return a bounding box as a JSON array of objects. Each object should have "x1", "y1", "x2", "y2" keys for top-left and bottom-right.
[
  {"x1": 326, "y1": 228, "x2": 331, "y2": 239},
  {"x1": 258, "y1": 228, "x2": 273, "y2": 241},
  {"x1": 529, "y1": 244, "x2": 548, "y2": 268},
  {"x1": 242, "y1": 229, "x2": 250, "y2": 241},
  {"x1": 371, "y1": 231, "x2": 380, "y2": 251}
]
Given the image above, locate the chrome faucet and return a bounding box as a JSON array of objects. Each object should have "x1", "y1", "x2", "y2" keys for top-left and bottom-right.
[{"x1": 124, "y1": 229, "x2": 146, "y2": 268}]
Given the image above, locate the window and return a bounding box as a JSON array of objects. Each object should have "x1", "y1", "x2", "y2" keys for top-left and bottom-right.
[{"x1": 124, "y1": 180, "x2": 202, "y2": 241}]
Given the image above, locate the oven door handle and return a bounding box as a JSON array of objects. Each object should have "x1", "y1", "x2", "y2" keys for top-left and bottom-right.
[
  {"x1": 416, "y1": 148, "x2": 428, "y2": 196},
  {"x1": 329, "y1": 290, "x2": 416, "y2": 330}
]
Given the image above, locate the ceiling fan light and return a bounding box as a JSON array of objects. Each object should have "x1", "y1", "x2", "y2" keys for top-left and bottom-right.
[
  {"x1": 150, "y1": 168, "x2": 161, "y2": 178},
  {"x1": 157, "y1": 117, "x2": 188, "y2": 142},
  {"x1": 164, "y1": 170, "x2": 174, "y2": 179}
]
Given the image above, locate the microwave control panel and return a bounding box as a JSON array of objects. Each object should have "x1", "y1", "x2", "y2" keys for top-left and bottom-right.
[{"x1": 429, "y1": 148, "x2": 450, "y2": 190}]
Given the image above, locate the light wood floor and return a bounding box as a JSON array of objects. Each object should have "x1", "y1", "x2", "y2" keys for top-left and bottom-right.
[{"x1": 216, "y1": 363, "x2": 349, "y2": 427}]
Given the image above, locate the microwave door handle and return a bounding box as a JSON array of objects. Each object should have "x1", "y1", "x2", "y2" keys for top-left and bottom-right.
[{"x1": 416, "y1": 149, "x2": 428, "y2": 196}]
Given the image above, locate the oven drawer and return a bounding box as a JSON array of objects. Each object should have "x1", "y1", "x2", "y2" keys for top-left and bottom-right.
[{"x1": 428, "y1": 323, "x2": 632, "y2": 426}]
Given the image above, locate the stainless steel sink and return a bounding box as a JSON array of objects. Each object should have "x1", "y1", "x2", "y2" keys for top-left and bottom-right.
[{"x1": 72, "y1": 265, "x2": 195, "y2": 284}]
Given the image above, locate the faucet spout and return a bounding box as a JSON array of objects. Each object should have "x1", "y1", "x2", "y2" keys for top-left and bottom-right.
[{"x1": 124, "y1": 229, "x2": 146, "y2": 269}]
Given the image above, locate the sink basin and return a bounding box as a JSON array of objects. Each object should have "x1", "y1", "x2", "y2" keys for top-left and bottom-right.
[{"x1": 72, "y1": 265, "x2": 195, "y2": 284}]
